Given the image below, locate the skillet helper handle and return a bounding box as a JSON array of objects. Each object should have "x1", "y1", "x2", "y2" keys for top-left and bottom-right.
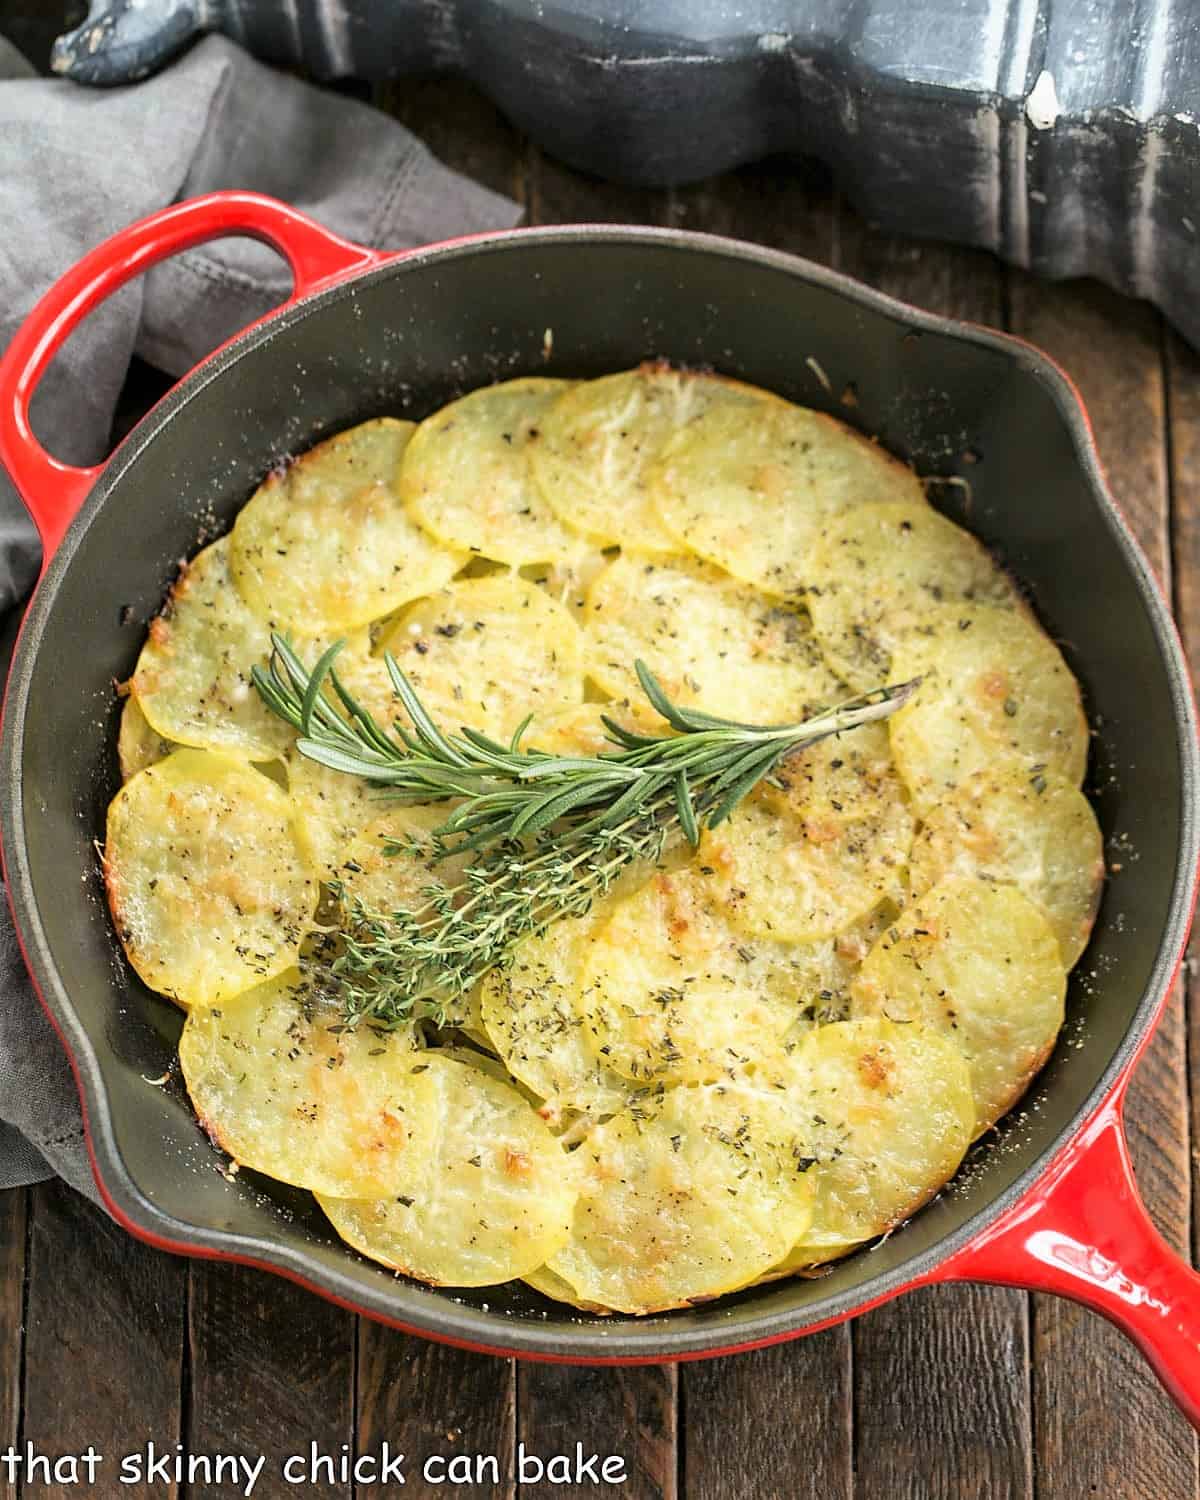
[
  {"x1": 931, "y1": 1093, "x2": 1200, "y2": 1429},
  {"x1": 0, "y1": 191, "x2": 380, "y2": 567}
]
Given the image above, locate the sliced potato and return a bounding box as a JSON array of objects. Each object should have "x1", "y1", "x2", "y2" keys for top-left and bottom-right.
[
  {"x1": 316, "y1": 1055, "x2": 576, "y2": 1286},
  {"x1": 230, "y1": 418, "x2": 464, "y2": 635},
  {"x1": 117, "y1": 695, "x2": 176, "y2": 781},
  {"x1": 909, "y1": 767, "x2": 1104, "y2": 967},
  {"x1": 651, "y1": 399, "x2": 924, "y2": 599},
  {"x1": 525, "y1": 698, "x2": 668, "y2": 758},
  {"x1": 105, "y1": 750, "x2": 317, "y2": 1006},
  {"x1": 179, "y1": 967, "x2": 426, "y2": 1196},
  {"x1": 523, "y1": 1262, "x2": 610, "y2": 1313},
  {"x1": 286, "y1": 745, "x2": 383, "y2": 879},
  {"x1": 851, "y1": 876, "x2": 1067, "y2": 1132},
  {"x1": 480, "y1": 913, "x2": 631, "y2": 1120},
  {"x1": 401, "y1": 378, "x2": 584, "y2": 565},
  {"x1": 768, "y1": 1018, "x2": 974, "y2": 1253},
  {"x1": 577, "y1": 868, "x2": 820, "y2": 1085},
  {"x1": 805, "y1": 500, "x2": 1019, "y2": 688},
  {"x1": 889, "y1": 604, "x2": 1089, "y2": 812},
  {"x1": 546, "y1": 1083, "x2": 815, "y2": 1314},
  {"x1": 376, "y1": 573, "x2": 584, "y2": 739},
  {"x1": 131, "y1": 537, "x2": 294, "y2": 762},
  {"x1": 529, "y1": 366, "x2": 763, "y2": 553},
  {"x1": 585, "y1": 553, "x2": 843, "y2": 723},
  {"x1": 700, "y1": 723, "x2": 914, "y2": 942},
  {"x1": 332, "y1": 805, "x2": 467, "y2": 915}
]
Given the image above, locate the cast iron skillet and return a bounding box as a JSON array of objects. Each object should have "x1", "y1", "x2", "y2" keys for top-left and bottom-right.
[{"x1": 1, "y1": 194, "x2": 1197, "y2": 1417}]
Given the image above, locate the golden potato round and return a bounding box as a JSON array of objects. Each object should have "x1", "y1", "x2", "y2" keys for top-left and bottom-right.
[
  {"x1": 577, "y1": 868, "x2": 821, "y2": 1086},
  {"x1": 805, "y1": 500, "x2": 1019, "y2": 688},
  {"x1": 851, "y1": 876, "x2": 1067, "y2": 1132},
  {"x1": 117, "y1": 695, "x2": 176, "y2": 781},
  {"x1": 546, "y1": 1083, "x2": 815, "y2": 1314},
  {"x1": 230, "y1": 418, "x2": 465, "y2": 635},
  {"x1": 179, "y1": 968, "x2": 427, "y2": 1196},
  {"x1": 889, "y1": 603, "x2": 1089, "y2": 812},
  {"x1": 525, "y1": 698, "x2": 667, "y2": 757},
  {"x1": 104, "y1": 750, "x2": 318, "y2": 1006},
  {"x1": 584, "y1": 553, "x2": 843, "y2": 723},
  {"x1": 401, "y1": 378, "x2": 584, "y2": 565},
  {"x1": 131, "y1": 538, "x2": 294, "y2": 762},
  {"x1": 332, "y1": 805, "x2": 467, "y2": 915},
  {"x1": 523, "y1": 1263, "x2": 610, "y2": 1312},
  {"x1": 317, "y1": 1055, "x2": 577, "y2": 1286},
  {"x1": 480, "y1": 914, "x2": 631, "y2": 1120},
  {"x1": 770, "y1": 1017, "x2": 974, "y2": 1254},
  {"x1": 651, "y1": 399, "x2": 925, "y2": 599},
  {"x1": 376, "y1": 573, "x2": 584, "y2": 739},
  {"x1": 285, "y1": 746, "x2": 383, "y2": 880},
  {"x1": 528, "y1": 366, "x2": 764, "y2": 553},
  {"x1": 700, "y1": 722, "x2": 914, "y2": 942},
  {"x1": 909, "y1": 767, "x2": 1104, "y2": 967}
]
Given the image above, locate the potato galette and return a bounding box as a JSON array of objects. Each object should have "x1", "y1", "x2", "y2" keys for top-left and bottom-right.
[{"x1": 104, "y1": 368, "x2": 1100, "y2": 1311}]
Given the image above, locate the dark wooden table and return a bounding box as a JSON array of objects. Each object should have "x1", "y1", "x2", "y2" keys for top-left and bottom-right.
[{"x1": 3, "y1": 10, "x2": 1199, "y2": 1498}]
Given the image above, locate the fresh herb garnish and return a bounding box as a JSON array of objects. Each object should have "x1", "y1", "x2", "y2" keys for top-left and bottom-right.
[{"x1": 253, "y1": 634, "x2": 918, "y2": 1029}]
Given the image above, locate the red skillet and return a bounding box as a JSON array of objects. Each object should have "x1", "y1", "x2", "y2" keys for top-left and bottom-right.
[{"x1": 0, "y1": 193, "x2": 1197, "y2": 1418}]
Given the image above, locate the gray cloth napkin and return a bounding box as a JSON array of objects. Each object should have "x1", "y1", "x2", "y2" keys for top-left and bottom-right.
[{"x1": 0, "y1": 32, "x2": 521, "y2": 1201}]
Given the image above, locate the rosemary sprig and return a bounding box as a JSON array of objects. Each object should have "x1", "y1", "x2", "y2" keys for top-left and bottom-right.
[{"x1": 254, "y1": 635, "x2": 918, "y2": 1028}]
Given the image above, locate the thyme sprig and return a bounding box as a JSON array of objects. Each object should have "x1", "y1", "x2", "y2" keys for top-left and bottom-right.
[{"x1": 254, "y1": 635, "x2": 918, "y2": 1028}]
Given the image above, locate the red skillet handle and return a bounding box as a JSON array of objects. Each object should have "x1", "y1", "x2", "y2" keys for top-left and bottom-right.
[
  {"x1": 929, "y1": 1090, "x2": 1200, "y2": 1427},
  {"x1": 0, "y1": 191, "x2": 381, "y2": 567}
]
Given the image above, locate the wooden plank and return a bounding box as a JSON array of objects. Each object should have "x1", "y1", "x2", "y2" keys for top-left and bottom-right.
[
  {"x1": 356, "y1": 1330, "x2": 515, "y2": 1498},
  {"x1": 684, "y1": 1336, "x2": 851, "y2": 1500},
  {"x1": 831, "y1": 214, "x2": 1035, "y2": 1500},
  {"x1": 184, "y1": 1262, "x2": 355, "y2": 1497},
  {"x1": 0, "y1": 1189, "x2": 25, "y2": 1484},
  {"x1": 22, "y1": 1181, "x2": 184, "y2": 1495},
  {"x1": 1005, "y1": 272, "x2": 1198, "y2": 1499},
  {"x1": 668, "y1": 157, "x2": 837, "y2": 261},
  {"x1": 516, "y1": 1363, "x2": 675, "y2": 1500},
  {"x1": 1163, "y1": 330, "x2": 1200, "y2": 1280},
  {"x1": 853, "y1": 1284, "x2": 1032, "y2": 1500}
]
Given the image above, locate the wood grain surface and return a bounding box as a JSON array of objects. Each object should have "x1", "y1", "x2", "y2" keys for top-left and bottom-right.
[{"x1": 1, "y1": 11, "x2": 1198, "y2": 1498}]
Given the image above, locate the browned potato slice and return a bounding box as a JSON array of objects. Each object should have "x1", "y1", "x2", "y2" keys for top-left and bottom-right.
[
  {"x1": 585, "y1": 553, "x2": 843, "y2": 724},
  {"x1": 230, "y1": 418, "x2": 464, "y2": 635},
  {"x1": 479, "y1": 913, "x2": 631, "y2": 1121},
  {"x1": 771, "y1": 1018, "x2": 974, "y2": 1253},
  {"x1": 316, "y1": 1055, "x2": 577, "y2": 1286},
  {"x1": 851, "y1": 876, "x2": 1067, "y2": 1133},
  {"x1": 117, "y1": 695, "x2": 176, "y2": 780},
  {"x1": 523, "y1": 1263, "x2": 611, "y2": 1312},
  {"x1": 179, "y1": 968, "x2": 426, "y2": 1196},
  {"x1": 700, "y1": 722, "x2": 914, "y2": 942},
  {"x1": 546, "y1": 1083, "x2": 815, "y2": 1314},
  {"x1": 401, "y1": 378, "x2": 584, "y2": 564},
  {"x1": 131, "y1": 538, "x2": 294, "y2": 762},
  {"x1": 376, "y1": 573, "x2": 584, "y2": 739},
  {"x1": 528, "y1": 367, "x2": 764, "y2": 553},
  {"x1": 651, "y1": 399, "x2": 925, "y2": 599},
  {"x1": 889, "y1": 604, "x2": 1089, "y2": 812},
  {"x1": 104, "y1": 750, "x2": 318, "y2": 1006},
  {"x1": 577, "y1": 868, "x2": 826, "y2": 1085},
  {"x1": 804, "y1": 500, "x2": 1019, "y2": 689},
  {"x1": 909, "y1": 767, "x2": 1104, "y2": 967}
]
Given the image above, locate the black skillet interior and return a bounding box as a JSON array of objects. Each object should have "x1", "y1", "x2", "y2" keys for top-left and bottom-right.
[{"x1": 4, "y1": 229, "x2": 1195, "y2": 1359}]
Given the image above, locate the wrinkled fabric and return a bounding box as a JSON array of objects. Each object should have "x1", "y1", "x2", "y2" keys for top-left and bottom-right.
[{"x1": 0, "y1": 32, "x2": 520, "y2": 1199}]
